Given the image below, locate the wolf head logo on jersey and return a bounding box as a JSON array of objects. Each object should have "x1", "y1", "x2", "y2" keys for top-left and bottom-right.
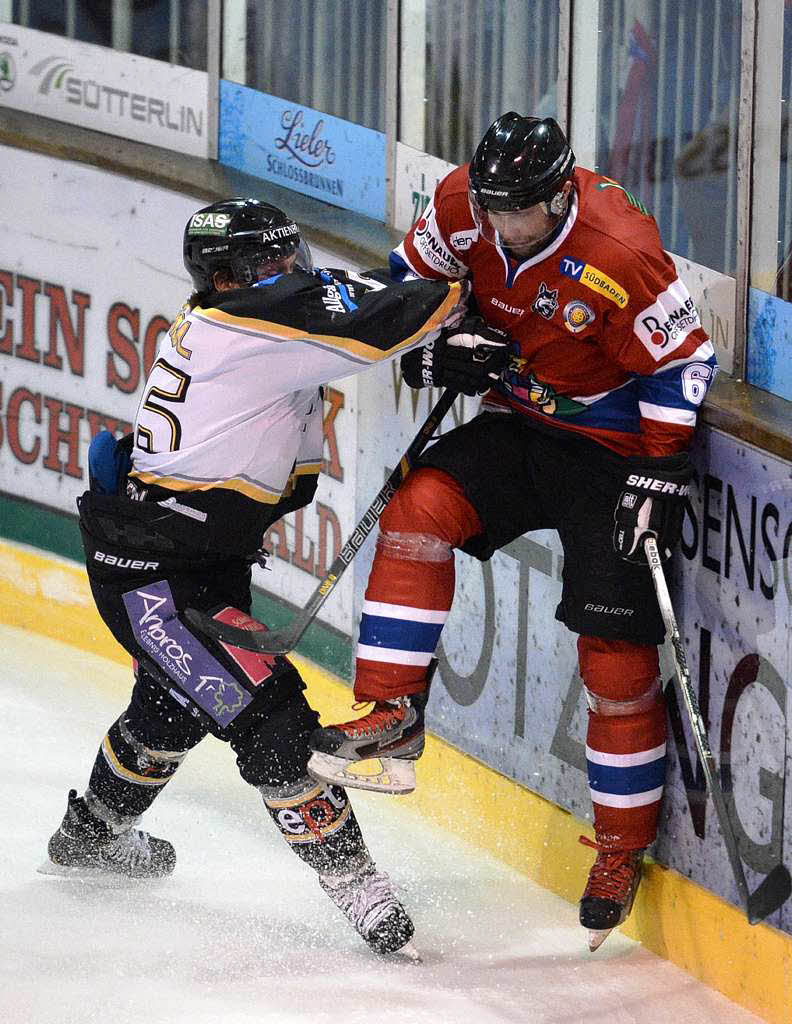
[{"x1": 531, "y1": 282, "x2": 559, "y2": 320}]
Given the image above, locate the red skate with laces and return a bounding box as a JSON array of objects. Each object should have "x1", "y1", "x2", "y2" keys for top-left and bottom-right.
[
  {"x1": 579, "y1": 834, "x2": 645, "y2": 951},
  {"x1": 307, "y1": 694, "x2": 427, "y2": 795}
]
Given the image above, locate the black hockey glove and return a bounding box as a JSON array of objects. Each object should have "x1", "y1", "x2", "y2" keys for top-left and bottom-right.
[
  {"x1": 401, "y1": 315, "x2": 512, "y2": 396},
  {"x1": 613, "y1": 452, "x2": 694, "y2": 563}
]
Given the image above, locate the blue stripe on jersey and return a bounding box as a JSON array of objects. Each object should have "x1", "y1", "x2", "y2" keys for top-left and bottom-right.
[
  {"x1": 359, "y1": 612, "x2": 444, "y2": 654},
  {"x1": 389, "y1": 250, "x2": 412, "y2": 281},
  {"x1": 337, "y1": 283, "x2": 358, "y2": 311},
  {"x1": 586, "y1": 754, "x2": 666, "y2": 796},
  {"x1": 637, "y1": 351, "x2": 718, "y2": 411},
  {"x1": 494, "y1": 379, "x2": 642, "y2": 432}
]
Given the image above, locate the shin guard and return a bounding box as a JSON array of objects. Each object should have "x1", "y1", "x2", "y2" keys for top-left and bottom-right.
[
  {"x1": 259, "y1": 777, "x2": 369, "y2": 875},
  {"x1": 87, "y1": 715, "x2": 189, "y2": 826},
  {"x1": 579, "y1": 636, "x2": 665, "y2": 850},
  {"x1": 355, "y1": 467, "x2": 480, "y2": 702}
]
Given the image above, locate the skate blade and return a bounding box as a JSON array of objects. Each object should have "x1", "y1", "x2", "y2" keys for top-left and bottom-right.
[
  {"x1": 37, "y1": 860, "x2": 160, "y2": 882},
  {"x1": 308, "y1": 752, "x2": 416, "y2": 794},
  {"x1": 395, "y1": 940, "x2": 423, "y2": 964},
  {"x1": 37, "y1": 859, "x2": 114, "y2": 879},
  {"x1": 587, "y1": 927, "x2": 615, "y2": 952},
  {"x1": 37, "y1": 856, "x2": 115, "y2": 880}
]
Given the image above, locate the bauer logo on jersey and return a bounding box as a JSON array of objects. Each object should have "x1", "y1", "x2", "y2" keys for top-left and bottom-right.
[
  {"x1": 563, "y1": 300, "x2": 595, "y2": 333},
  {"x1": 560, "y1": 257, "x2": 629, "y2": 309},
  {"x1": 634, "y1": 278, "x2": 701, "y2": 360},
  {"x1": 188, "y1": 211, "x2": 231, "y2": 234}
]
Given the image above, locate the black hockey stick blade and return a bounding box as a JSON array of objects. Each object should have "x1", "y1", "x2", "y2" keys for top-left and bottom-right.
[
  {"x1": 186, "y1": 389, "x2": 460, "y2": 654},
  {"x1": 183, "y1": 607, "x2": 284, "y2": 653},
  {"x1": 746, "y1": 863, "x2": 792, "y2": 924}
]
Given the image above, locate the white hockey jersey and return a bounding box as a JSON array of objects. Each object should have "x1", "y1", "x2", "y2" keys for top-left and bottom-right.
[{"x1": 128, "y1": 268, "x2": 461, "y2": 552}]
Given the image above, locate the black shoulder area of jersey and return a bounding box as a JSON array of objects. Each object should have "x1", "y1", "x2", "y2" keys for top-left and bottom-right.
[
  {"x1": 303, "y1": 270, "x2": 453, "y2": 350},
  {"x1": 203, "y1": 269, "x2": 319, "y2": 330},
  {"x1": 200, "y1": 268, "x2": 454, "y2": 350}
]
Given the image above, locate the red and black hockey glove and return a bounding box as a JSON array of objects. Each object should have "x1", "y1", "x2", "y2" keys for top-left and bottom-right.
[
  {"x1": 401, "y1": 315, "x2": 512, "y2": 396},
  {"x1": 613, "y1": 452, "x2": 694, "y2": 563}
]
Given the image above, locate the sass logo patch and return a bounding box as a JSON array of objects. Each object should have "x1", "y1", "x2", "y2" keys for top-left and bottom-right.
[
  {"x1": 560, "y1": 258, "x2": 629, "y2": 309},
  {"x1": 188, "y1": 211, "x2": 231, "y2": 234},
  {"x1": 531, "y1": 282, "x2": 559, "y2": 320},
  {"x1": 563, "y1": 300, "x2": 595, "y2": 334}
]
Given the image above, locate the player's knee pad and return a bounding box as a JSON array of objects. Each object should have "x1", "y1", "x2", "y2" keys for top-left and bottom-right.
[
  {"x1": 259, "y1": 775, "x2": 368, "y2": 874},
  {"x1": 128, "y1": 663, "x2": 210, "y2": 749},
  {"x1": 88, "y1": 714, "x2": 189, "y2": 821},
  {"x1": 232, "y1": 691, "x2": 319, "y2": 789},
  {"x1": 578, "y1": 635, "x2": 661, "y2": 715},
  {"x1": 379, "y1": 467, "x2": 481, "y2": 553}
]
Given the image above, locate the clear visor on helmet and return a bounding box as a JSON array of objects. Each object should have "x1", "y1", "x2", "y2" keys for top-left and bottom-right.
[
  {"x1": 233, "y1": 237, "x2": 300, "y2": 283},
  {"x1": 469, "y1": 186, "x2": 563, "y2": 256}
]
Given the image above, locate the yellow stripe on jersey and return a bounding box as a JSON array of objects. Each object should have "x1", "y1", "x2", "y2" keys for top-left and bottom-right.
[
  {"x1": 129, "y1": 470, "x2": 285, "y2": 504},
  {"x1": 130, "y1": 461, "x2": 322, "y2": 506},
  {"x1": 193, "y1": 283, "x2": 462, "y2": 363}
]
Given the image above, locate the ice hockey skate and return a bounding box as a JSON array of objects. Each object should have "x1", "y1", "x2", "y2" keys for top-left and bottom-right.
[
  {"x1": 578, "y1": 835, "x2": 644, "y2": 951},
  {"x1": 40, "y1": 789, "x2": 176, "y2": 879},
  {"x1": 307, "y1": 692, "x2": 427, "y2": 795},
  {"x1": 319, "y1": 861, "x2": 419, "y2": 959}
]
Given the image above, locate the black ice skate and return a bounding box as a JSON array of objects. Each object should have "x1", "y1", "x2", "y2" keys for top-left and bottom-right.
[
  {"x1": 41, "y1": 789, "x2": 176, "y2": 879},
  {"x1": 578, "y1": 835, "x2": 644, "y2": 951},
  {"x1": 319, "y1": 861, "x2": 418, "y2": 959},
  {"x1": 308, "y1": 692, "x2": 427, "y2": 795}
]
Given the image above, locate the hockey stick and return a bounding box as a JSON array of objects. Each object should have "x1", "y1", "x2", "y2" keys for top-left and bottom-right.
[
  {"x1": 185, "y1": 388, "x2": 460, "y2": 654},
  {"x1": 645, "y1": 535, "x2": 791, "y2": 924}
]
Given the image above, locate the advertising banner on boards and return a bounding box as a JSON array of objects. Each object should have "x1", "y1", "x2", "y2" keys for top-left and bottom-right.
[
  {"x1": 355, "y1": 358, "x2": 792, "y2": 936},
  {"x1": 219, "y1": 81, "x2": 386, "y2": 222},
  {"x1": 0, "y1": 145, "x2": 358, "y2": 638},
  {"x1": 0, "y1": 23, "x2": 208, "y2": 157}
]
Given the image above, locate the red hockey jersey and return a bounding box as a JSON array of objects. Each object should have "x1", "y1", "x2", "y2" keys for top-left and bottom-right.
[{"x1": 391, "y1": 165, "x2": 717, "y2": 457}]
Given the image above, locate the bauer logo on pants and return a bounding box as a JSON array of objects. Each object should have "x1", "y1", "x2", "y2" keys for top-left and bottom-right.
[{"x1": 122, "y1": 580, "x2": 252, "y2": 728}]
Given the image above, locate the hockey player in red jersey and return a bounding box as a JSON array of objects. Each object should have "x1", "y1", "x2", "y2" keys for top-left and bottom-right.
[
  {"x1": 308, "y1": 114, "x2": 718, "y2": 950},
  {"x1": 42, "y1": 197, "x2": 509, "y2": 959}
]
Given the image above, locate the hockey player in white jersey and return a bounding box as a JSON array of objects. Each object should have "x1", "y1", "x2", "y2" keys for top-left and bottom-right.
[{"x1": 43, "y1": 197, "x2": 505, "y2": 957}]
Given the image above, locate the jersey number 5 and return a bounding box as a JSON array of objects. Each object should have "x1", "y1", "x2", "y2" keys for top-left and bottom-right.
[{"x1": 135, "y1": 358, "x2": 192, "y2": 453}]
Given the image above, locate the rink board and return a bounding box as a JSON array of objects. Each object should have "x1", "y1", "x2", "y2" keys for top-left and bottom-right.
[
  {"x1": 0, "y1": 145, "x2": 361, "y2": 651},
  {"x1": 0, "y1": 539, "x2": 789, "y2": 1024}
]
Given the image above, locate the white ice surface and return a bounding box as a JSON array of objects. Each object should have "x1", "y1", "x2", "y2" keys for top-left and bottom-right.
[{"x1": 0, "y1": 623, "x2": 762, "y2": 1024}]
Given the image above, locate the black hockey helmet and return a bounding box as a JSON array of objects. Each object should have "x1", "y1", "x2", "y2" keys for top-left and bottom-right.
[
  {"x1": 183, "y1": 197, "x2": 304, "y2": 293},
  {"x1": 469, "y1": 112, "x2": 575, "y2": 212}
]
